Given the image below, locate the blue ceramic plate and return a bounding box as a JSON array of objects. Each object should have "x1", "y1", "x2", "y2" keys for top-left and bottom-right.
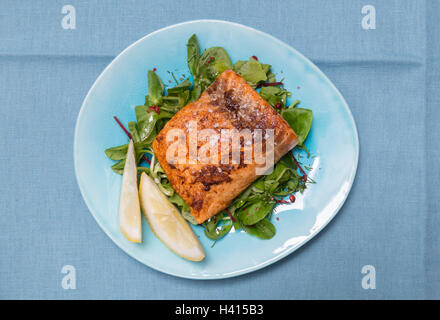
[{"x1": 74, "y1": 20, "x2": 359, "y2": 279}]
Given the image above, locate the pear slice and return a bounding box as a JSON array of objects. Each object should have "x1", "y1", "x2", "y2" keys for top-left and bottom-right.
[
  {"x1": 118, "y1": 139, "x2": 142, "y2": 243},
  {"x1": 138, "y1": 172, "x2": 205, "y2": 261}
]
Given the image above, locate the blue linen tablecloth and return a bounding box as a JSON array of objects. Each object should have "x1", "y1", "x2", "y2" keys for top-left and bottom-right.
[{"x1": 0, "y1": 0, "x2": 438, "y2": 299}]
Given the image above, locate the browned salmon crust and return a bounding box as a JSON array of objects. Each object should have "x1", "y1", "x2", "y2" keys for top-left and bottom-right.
[{"x1": 153, "y1": 70, "x2": 298, "y2": 223}]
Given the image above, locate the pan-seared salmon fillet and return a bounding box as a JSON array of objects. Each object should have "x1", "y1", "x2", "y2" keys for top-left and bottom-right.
[{"x1": 153, "y1": 70, "x2": 298, "y2": 224}]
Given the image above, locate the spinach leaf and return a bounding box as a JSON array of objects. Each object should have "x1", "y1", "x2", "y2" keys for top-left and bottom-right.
[
  {"x1": 259, "y1": 86, "x2": 290, "y2": 108},
  {"x1": 135, "y1": 105, "x2": 173, "y2": 142},
  {"x1": 203, "y1": 213, "x2": 233, "y2": 240},
  {"x1": 262, "y1": 160, "x2": 293, "y2": 192},
  {"x1": 260, "y1": 63, "x2": 271, "y2": 74},
  {"x1": 190, "y1": 77, "x2": 211, "y2": 101},
  {"x1": 232, "y1": 60, "x2": 246, "y2": 71},
  {"x1": 281, "y1": 107, "x2": 313, "y2": 145},
  {"x1": 233, "y1": 58, "x2": 267, "y2": 88},
  {"x1": 162, "y1": 81, "x2": 191, "y2": 113},
  {"x1": 266, "y1": 70, "x2": 276, "y2": 83},
  {"x1": 128, "y1": 121, "x2": 140, "y2": 143},
  {"x1": 237, "y1": 200, "x2": 276, "y2": 225},
  {"x1": 205, "y1": 221, "x2": 233, "y2": 240},
  {"x1": 260, "y1": 156, "x2": 304, "y2": 196},
  {"x1": 104, "y1": 140, "x2": 149, "y2": 161},
  {"x1": 109, "y1": 147, "x2": 145, "y2": 174},
  {"x1": 105, "y1": 144, "x2": 129, "y2": 161},
  {"x1": 279, "y1": 152, "x2": 298, "y2": 170},
  {"x1": 162, "y1": 92, "x2": 189, "y2": 113},
  {"x1": 242, "y1": 219, "x2": 276, "y2": 239},
  {"x1": 167, "y1": 79, "x2": 192, "y2": 93},
  {"x1": 229, "y1": 181, "x2": 257, "y2": 210},
  {"x1": 111, "y1": 159, "x2": 126, "y2": 174},
  {"x1": 199, "y1": 47, "x2": 232, "y2": 81},
  {"x1": 146, "y1": 70, "x2": 164, "y2": 106},
  {"x1": 187, "y1": 34, "x2": 200, "y2": 77}
]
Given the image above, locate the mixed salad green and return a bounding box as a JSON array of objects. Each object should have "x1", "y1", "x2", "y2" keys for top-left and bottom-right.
[{"x1": 105, "y1": 34, "x2": 314, "y2": 242}]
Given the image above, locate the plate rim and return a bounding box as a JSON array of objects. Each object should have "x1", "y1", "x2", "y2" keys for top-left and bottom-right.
[{"x1": 74, "y1": 19, "x2": 360, "y2": 280}]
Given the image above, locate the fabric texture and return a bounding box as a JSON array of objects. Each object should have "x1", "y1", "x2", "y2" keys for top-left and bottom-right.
[{"x1": 0, "y1": 0, "x2": 438, "y2": 299}]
